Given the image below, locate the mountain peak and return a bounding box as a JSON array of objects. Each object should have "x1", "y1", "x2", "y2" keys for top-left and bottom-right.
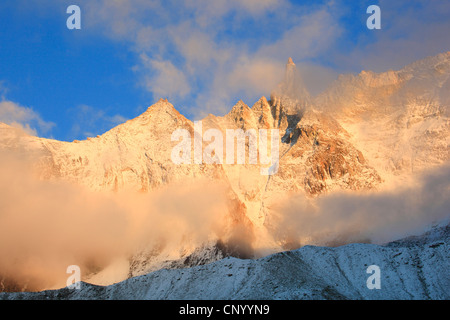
[
  {"x1": 252, "y1": 96, "x2": 269, "y2": 108},
  {"x1": 285, "y1": 57, "x2": 296, "y2": 83},
  {"x1": 251, "y1": 96, "x2": 274, "y2": 129},
  {"x1": 140, "y1": 99, "x2": 186, "y2": 121},
  {"x1": 269, "y1": 57, "x2": 311, "y2": 114},
  {"x1": 224, "y1": 100, "x2": 255, "y2": 128},
  {"x1": 229, "y1": 100, "x2": 250, "y2": 112},
  {"x1": 146, "y1": 98, "x2": 174, "y2": 112},
  {"x1": 112, "y1": 98, "x2": 190, "y2": 135}
]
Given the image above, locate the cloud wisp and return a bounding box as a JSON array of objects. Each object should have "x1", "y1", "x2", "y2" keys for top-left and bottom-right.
[
  {"x1": 78, "y1": 0, "x2": 450, "y2": 117},
  {"x1": 68, "y1": 104, "x2": 128, "y2": 140},
  {"x1": 268, "y1": 165, "x2": 450, "y2": 248},
  {"x1": 80, "y1": 0, "x2": 343, "y2": 117},
  {"x1": 0, "y1": 150, "x2": 242, "y2": 292},
  {"x1": 0, "y1": 100, "x2": 55, "y2": 136}
]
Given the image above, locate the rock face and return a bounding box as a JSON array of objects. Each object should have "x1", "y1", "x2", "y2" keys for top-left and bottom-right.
[
  {"x1": 0, "y1": 53, "x2": 448, "y2": 291},
  {"x1": 1, "y1": 224, "x2": 448, "y2": 300}
]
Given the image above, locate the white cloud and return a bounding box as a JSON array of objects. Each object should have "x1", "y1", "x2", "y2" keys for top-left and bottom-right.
[
  {"x1": 0, "y1": 100, "x2": 55, "y2": 136},
  {"x1": 257, "y1": 8, "x2": 342, "y2": 60},
  {"x1": 77, "y1": 1, "x2": 342, "y2": 116},
  {"x1": 336, "y1": 0, "x2": 450, "y2": 72},
  {"x1": 10, "y1": 1, "x2": 450, "y2": 119},
  {"x1": 184, "y1": 0, "x2": 282, "y2": 28},
  {"x1": 0, "y1": 81, "x2": 9, "y2": 100},
  {"x1": 271, "y1": 165, "x2": 450, "y2": 246},
  {"x1": 47, "y1": 0, "x2": 450, "y2": 118},
  {"x1": 139, "y1": 54, "x2": 191, "y2": 101},
  {"x1": 69, "y1": 104, "x2": 127, "y2": 139}
]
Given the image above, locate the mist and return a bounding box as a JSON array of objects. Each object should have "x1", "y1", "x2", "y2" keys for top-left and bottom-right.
[
  {"x1": 267, "y1": 165, "x2": 450, "y2": 248},
  {"x1": 0, "y1": 151, "x2": 242, "y2": 292},
  {"x1": 1, "y1": 145, "x2": 449, "y2": 292}
]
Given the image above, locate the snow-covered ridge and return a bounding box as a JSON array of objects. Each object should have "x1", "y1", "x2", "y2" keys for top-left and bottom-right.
[{"x1": 1, "y1": 224, "x2": 448, "y2": 300}]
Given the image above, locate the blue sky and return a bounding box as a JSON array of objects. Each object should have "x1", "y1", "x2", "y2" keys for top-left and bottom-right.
[{"x1": 0, "y1": 0, "x2": 449, "y2": 141}]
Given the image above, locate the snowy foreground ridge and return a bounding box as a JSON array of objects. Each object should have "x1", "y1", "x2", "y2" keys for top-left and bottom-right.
[{"x1": 2, "y1": 224, "x2": 448, "y2": 300}]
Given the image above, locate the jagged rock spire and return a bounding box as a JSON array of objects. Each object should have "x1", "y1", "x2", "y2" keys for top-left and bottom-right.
[
  {"x1": 270, "y1": 57, "x2": 311, "y2": 114},
  {"x1": 285, "y1": 57, "x2": 296, "y2": 89}
]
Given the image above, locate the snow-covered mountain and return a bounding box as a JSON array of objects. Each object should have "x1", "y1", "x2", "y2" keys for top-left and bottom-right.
[
  {"x1": 315, "y1": 52, "x2": 450, "y2": 186},
  {"x1": 0, "y1": 52, "x2": 448, "y2": 294},
  {"x1": 1, "y1": 223, "x2": 448, "y2": 300}
]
